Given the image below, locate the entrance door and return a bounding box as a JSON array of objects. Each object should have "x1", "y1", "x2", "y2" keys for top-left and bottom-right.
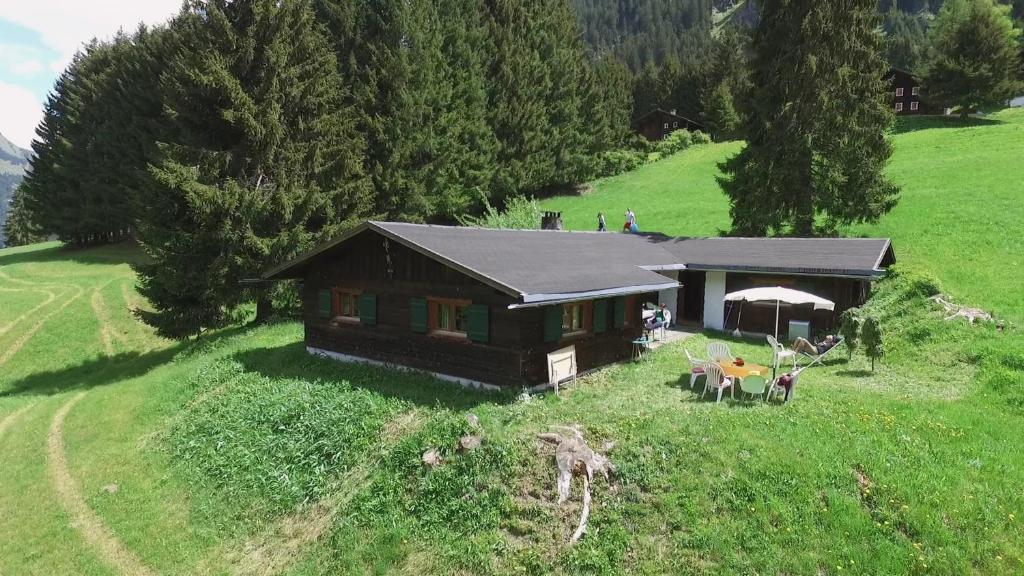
[{"x1": 678, "y1": 271, "x2": 705, "y2": 324}]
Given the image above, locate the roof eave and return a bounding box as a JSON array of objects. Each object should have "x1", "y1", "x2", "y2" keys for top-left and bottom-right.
[{"x1": 507, "y1": 281, "x2": 680, "y2": 309}]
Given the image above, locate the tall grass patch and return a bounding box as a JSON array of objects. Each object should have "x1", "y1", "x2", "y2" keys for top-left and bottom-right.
[{"x1": 166, "y1": 359, "x2": 407, "y2": 526}]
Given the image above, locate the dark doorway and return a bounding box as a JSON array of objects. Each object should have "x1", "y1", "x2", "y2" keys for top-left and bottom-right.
[{"x1": 678, "y1": 271, "x2": 705, "y2": 324}]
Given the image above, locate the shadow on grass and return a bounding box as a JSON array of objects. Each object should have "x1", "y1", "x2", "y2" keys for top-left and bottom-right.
[
  {"x1": 231, "y1": 341, "x2": 515, "y2": 411},
  {"x1": 891, "y1": 114, "x2": 1003, "y2": 135},
  {"x1": 0, "y1": 325, "x2": 250, "y2": 398},
  {"x1": 0, "y1": 239, "x2": 148, "y2": 269},
  {"x1": 836, "y1": 369, "x2": 873, "y2": 378}
]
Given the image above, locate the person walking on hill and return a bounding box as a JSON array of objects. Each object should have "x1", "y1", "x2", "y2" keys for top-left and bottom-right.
[
  {"x1": 598, "y1": 212, "x2": 606, "y2": 232},
  {"x1": 623, "y1": 208, "x2": 637, "y2": 233}
]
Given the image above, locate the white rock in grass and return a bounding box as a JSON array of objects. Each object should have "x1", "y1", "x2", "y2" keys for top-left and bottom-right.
[{"x1": 422, "y1": 448, "x2": 443, "y2": 468}]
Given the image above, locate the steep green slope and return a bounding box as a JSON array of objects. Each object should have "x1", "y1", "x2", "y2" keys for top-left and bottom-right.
[{"x1": 541, "y1": 109, "x2": 1024, "y2": 323}]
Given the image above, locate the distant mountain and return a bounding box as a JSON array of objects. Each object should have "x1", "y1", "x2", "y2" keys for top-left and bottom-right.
[{"x1": 0, "y1": 131, "x2": 32, "y2": 247}]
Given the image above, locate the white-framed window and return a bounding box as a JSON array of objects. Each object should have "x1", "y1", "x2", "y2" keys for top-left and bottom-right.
[
  {"x1": 895, "y1": 102, "x2": 904, "y2": 112},
  {"x1": 672, "y1": 121, "x2": 678, "y2": 128},
  {"x1": 429, "y1": 298, "x2": 469, "y2": 337},
  {"x1": 896, "y1": 87, "x2": 904, "y2": 97},
  {"x1": 912, "y1": 86, "x2": 920, "y2": 96},
  {"x1": 663, "y1": 122, "x2": 669, "y2": 129},
  {"x1": 910, "y1": 101, "x2": 919, "y2": 111}
]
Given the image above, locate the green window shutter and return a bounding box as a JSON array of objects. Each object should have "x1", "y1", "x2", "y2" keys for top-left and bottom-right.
[
  {"x1": 359, "y1": 293, "x2": 377, "y2": 325},
  {"x1": 613, "y1": 296, "x2": 626, "y2": 329},
  {"x1": 317, "y1": 289, "x2": 331, "y2": 318},
  {"x1": 467, "y1": 304, "x2": 489, "y2": 343},
  {"x1": 410, "y1": 297, "x2": 428, "y2": 333},
  {"x1": 593, "y1": 299, "x2": 608, "y2": 333},
  {"x1": 543, "y1": 305, "x2": 563, "y2": 343}
]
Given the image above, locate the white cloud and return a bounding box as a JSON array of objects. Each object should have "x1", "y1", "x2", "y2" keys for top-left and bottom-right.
[
  {"x1": 3, "y1": 1, "x2": 181, "y2": 73},
  {"x1": 0, "y1": 81, "x2": 43, "y2": 149},
  {"x1": 0, "y1": 43, "x2": 47, "y2": 76}
]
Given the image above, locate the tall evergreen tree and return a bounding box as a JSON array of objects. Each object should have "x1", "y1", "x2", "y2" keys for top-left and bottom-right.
[
  {"x1": 2, "y1": 185, "x2": 45, "y2": 246},
  {"x1": 587, "y1": 56, "x2": 634, "y2": 150},
  {"x1": 883, "y1": 8, "x2": 931, "y2": 73},
  {"x1": 700, "y1": 27, "x2": 750, "y2": 140},
  {"x1": 718, "y1": 0, "x2": 899, "y2": 236},
  {"x1": 486, "y1": 0, "x2": 597, "y2": 198},
  {"x1": 134, "y1": 0, "x2": 369, "y2": 337},
  {"x1": 926, "y1": 0, "x2": 1022, "y2": 115},
  {"x1": 632, "y1": 61, "x2": 663, "y2": 118}
]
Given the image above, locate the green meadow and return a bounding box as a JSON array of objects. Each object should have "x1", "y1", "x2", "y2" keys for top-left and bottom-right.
[
  {"x1": 542, "y1": 109, "x2": 1024, "y2": 324},
  {"x1": 1, "y1": 111, "x2": 1022, "y2": 575}
]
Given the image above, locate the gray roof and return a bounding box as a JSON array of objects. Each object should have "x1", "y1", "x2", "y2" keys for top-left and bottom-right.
[{"x1": 264, "y1": 222, "x2": 894, "y2": 306}]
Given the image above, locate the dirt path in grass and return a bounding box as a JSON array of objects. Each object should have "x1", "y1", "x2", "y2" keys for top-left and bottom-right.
[
  {"x1": 0, "y1": 284, "x2": 85, "y2": 367},
  {"x1": 0, "y1": 404, "x2": 34, "y2": 440},
  {"x1": 48, "y1": 392, "x2": 157, "y2": 576},
  {"x1": 210, "y1": 409, "x2": 426, "y2": 576},
  {"x1": 0, "y1": 287, "x2": 56, "y2": 337}
]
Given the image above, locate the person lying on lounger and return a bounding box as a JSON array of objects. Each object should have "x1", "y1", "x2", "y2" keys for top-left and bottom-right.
[{"x1": 792, "y1": 335, "x2": 838, "y2": 356}]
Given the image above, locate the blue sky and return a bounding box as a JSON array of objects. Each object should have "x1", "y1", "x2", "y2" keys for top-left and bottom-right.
[{"x1": 0, "y1": 1, "x2": 179, "y2": 150}]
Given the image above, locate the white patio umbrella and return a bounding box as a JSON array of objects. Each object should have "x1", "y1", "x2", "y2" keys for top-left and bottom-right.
[{"x1": 723, "y1": 286, "x2": 835, "y2": 339}]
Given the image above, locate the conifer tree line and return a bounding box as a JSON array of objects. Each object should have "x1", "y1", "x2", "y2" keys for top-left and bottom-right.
[{"x1": 9, "y1": 0, "x2": 632, "y2": 337}]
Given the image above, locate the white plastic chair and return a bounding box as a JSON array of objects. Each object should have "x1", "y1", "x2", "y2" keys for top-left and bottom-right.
[
  {"x1": 768, "y1": 368, "x2": 803, "y2": 403},
  {"x1": 706, "y1": 342, "x2": 734, "y2": 363},
  {"x1": 766, "y1": 334, "x2": 797, "y2": 372},
  {"x1": 701, "y1": 362, "x2": 734, "y2": 403},
  {"x1": 684, "y1": 349, "x2": 707, "y2": 388}
]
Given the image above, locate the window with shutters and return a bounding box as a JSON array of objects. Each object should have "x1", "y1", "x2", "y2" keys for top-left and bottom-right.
[
  {"x1": 561, "y1": 302, "x2": 589, "y2": 337},
  {"x1": 429, "y1": 297, "x2": 470, "y2": 338},
  {"x1": 332, "y1": 288, "x2": 360, "y2": 322}
]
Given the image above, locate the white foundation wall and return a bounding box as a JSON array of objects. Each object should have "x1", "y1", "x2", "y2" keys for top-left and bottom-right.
[
  {"x1": 656, "y1": 270, "x2": 679, "y2": 325},
  {"x1": 703, "y1": 271, "x2": 727, "y2": 330}
]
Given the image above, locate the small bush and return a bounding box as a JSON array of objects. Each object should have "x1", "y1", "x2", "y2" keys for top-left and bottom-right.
[
  {"x1": 595, "y1": 149, "x2": 647, "y2": 178},
  {"x1": 691, "y1": 130, "x2": 712, "y2": 145},
  {"x1": 458, "y1": 194, "x2": 541, "y2": 230},
  {"x1": 655, "y1": 129, "x2": 695, "y2": 157}
]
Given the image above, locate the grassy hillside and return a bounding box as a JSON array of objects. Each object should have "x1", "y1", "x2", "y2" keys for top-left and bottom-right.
[
  {"x1": 542, "y1": 109, "x2": 1024, "y2": 324},
  {"x1": 1, "y1": 112, "x2": 1023, "y2": 575}
]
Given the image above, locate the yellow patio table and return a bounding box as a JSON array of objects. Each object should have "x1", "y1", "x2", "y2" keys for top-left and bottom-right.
[{"x1": 717, "y1": 360, "x2": 769, "y2": 381}]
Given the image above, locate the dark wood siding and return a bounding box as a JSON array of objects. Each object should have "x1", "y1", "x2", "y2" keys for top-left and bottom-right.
[
  {"x1": 300, "y1": 230, "x2": 649, "y2": 387},
  {"x1": 721, "y1": 273, "x2": 869, "y2": 338},
  {"x1": 301, "y1": 231, "x2": 527, "y2": 386}
]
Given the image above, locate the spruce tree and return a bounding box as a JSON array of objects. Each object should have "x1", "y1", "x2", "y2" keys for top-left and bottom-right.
[
  {"x1": 700, "y1": 27, "x2": 750, "y2": 140},
  {"x1": 632, "y1": 61, "x2": 662, "y2": 118},
  {"x1": 718, "y1": 0, "x2": 900, "y2": 236},
  {"x1": 2, "y1": 185, "x2": 45, "y2": 246},
  {"x1": 926, "y1": 0, "x2": 1022, "y2": 116},
  {"x1": 134, "y1": 0, "x2": 369, "y2": 337}
]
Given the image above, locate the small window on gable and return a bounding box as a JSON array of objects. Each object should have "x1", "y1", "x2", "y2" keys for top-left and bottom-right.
[
  {"x1": 673, "y1": 121, "x2": 678, "y2": 128},
  {"x1": 895, "y1": 102, "x2": 903, "y2": 112},
  {"x1": 896, "y1": 87, "x2": 904, "y2": 97},
  {"x1": 332, "y1": 288, "x2": 360, "y2": 321},
  {"x1": 663, "y1": 122, "x2": 669, "y2": 129},
  {"x1": 429, "y1": 298, "x2": 469, "y2": 337},
  {"x1": 910, "y1": 101, "x2": 919, "y2": 111},
  {"x1": 912, "y1": 86, "x2": 920, "y2": 96}
]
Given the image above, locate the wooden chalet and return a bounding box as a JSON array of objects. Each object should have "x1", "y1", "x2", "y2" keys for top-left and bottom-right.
[
  {"x1": 884, "y1": 68, "x2": 926, "y2": 115},
  {"x1": 264, "y1": 222, "x2": 894, "y2": 389},
  {"x1": 633, "y1": 108, "x2": 706, "y2": 141}
]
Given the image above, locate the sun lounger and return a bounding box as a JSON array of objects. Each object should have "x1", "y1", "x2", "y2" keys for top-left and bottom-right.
[{"x1": 797, "y1": 337, "x2": 844, "y2": 369}]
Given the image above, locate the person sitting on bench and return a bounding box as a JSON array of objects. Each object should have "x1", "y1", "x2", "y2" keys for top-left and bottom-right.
[{"x1": 792, "y1": 335, "x2": 838, "y2": 355}]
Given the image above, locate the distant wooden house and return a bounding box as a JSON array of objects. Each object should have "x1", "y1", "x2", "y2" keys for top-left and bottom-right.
[
  {"x1": 884, "y1": 68, "x2": 926, "y2": 115},
  {"x1": 264, "y1": 221, "x2": 894, "y2": 389},
  {"x1": 633, "y1": 108, "x2": 706, "y2": 141}
]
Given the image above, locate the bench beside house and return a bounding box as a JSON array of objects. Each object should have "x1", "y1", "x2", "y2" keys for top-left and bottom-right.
[{"x1": 264, "y1": 222, "x2": 894, "y2": 388}]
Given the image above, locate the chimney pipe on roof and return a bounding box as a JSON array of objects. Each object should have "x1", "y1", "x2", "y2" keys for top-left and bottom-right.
[{"x1": 541, "y1": 211, "x2": 563, "y2": 230}]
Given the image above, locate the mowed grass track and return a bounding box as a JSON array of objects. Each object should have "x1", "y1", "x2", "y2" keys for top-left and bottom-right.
[{"x1": 541, "y1": 109, "x2": 1024, "y2": 323}]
